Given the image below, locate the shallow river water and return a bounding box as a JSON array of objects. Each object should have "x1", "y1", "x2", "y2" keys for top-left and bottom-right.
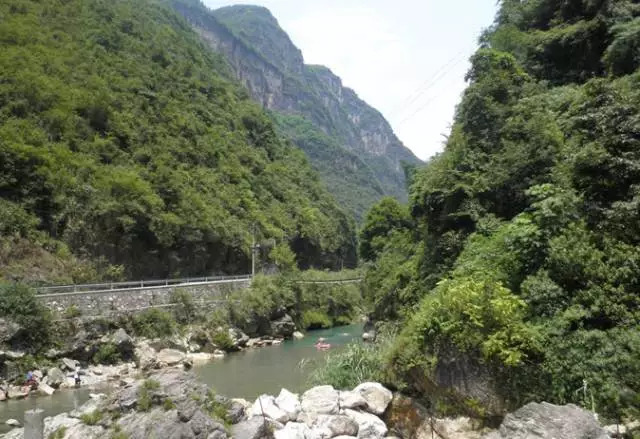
[{"x1": 0, "y1": 324, "x2": 362, "y2": 433}]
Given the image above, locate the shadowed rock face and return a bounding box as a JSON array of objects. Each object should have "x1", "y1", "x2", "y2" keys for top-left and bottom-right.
[
  {"x1": 168, "y1": 0, "x2": 422, "y2": 221},
  {"x1": 483, "y1": 402, "x2": 609, "y2": 439}
]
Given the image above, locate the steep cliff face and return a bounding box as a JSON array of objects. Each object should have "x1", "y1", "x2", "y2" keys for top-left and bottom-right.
[{"x1": 169, "y1": 0, "x2": 421, "y2": 220}]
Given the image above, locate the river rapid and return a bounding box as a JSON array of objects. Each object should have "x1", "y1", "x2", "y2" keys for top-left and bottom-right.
[{"x1": 0, "y1": 324, "x2": 362, "y2": 433}]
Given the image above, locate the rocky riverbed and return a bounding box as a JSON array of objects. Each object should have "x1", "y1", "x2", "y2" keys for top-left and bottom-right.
[
  {"x1": 1, "y1": 367, "x2": 637, "y2": 439},
  {"x1": 0, "y1": 324, "x2": 292, "y2": 403}
]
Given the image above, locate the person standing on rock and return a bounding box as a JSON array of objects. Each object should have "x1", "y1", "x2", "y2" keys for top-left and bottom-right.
[{"x1": 74, "y1": 366, "x2": 81, "y2": 387}]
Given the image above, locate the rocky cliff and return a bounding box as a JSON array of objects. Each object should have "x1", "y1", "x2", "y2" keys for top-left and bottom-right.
[{"x1": 169, "y1": 1, "x2": 422, "y2": 220}]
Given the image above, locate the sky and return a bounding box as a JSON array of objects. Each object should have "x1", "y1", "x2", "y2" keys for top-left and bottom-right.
[{"x1": 202, "y1": 0, "x2": 498, "y2": 161}]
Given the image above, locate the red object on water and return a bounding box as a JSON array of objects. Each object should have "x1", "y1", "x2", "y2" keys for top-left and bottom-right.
[{"x1": 315, "y1": 342, "x2": 331, "y2": 350}]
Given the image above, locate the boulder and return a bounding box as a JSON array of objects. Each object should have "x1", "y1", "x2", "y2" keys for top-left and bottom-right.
[
  {"x1": 293, "y1": 331, "x2": 305, "y2": 340},
  {"x1": 157, "y1": 348, "x2": 186, "y2": 366},
  {"x1": 5, "y1": 419, "x2": 20, "y2": 427},
  {"x1": 228, "y1": 399, "x2": 248, "y2": 424},
  {"x1": 344, "y1": 409, "x2": 388, "y2": 439},
  {"x1": 61, "y1": 357, "x2": 78, "y2": 371},
  {"x1": 111, "y1": 328, "x2": 135, "y2": 359},
  {"x1": 46, "y1": 367, "x2": 66, "y2": 388},
  {"x1": 353, "y1": 383, "x2": 393, "y2": 415},
  {"x1": 301, "y1": 385, "x2": 340, "y2": 415},
  {"x1": 134, "y1": 341, "x2": 159, "y2": 370},
  {"x1": 275, "y1": 388, "x2": 301, "y2": 421},
  {"x1": 274, "y1": 422, "x2": 311, "y2": 439},
  {"x1": 229, "y1": 327, "x2": 250, "y2": 349},
  {"x1": 362, "y1": 332, "x2": 375, "y2": 342},
  {"x1": 7, "y1": 385, "x2": 29, "y2": 399},
  {"x1": 314, "y1": 414, "x2": 359, "y2": 437},
  {"x1": 339, "y1": 391, "x2": 368, "y2": 410},
  {"x1": 251, "y1": 395, "x2": 290, "y2": 423},
  {"x1": 187, "y1": 352, "x2": 215, "y2": 364},
  {"x1": 0, "y1": 390, "x2": 6, "y2": 401},
  {"x1": 232, "y1": 416, "x2": 274, "y2": 439},
  {"x1": 483, "y1": 402, "x2": 609, "y2": 439},
  {"x1": 0, "y1": 318, "x2": 21, "y2": 344},
  {"x1": 38, "y1": 382, "x2": 55, "y2": 396},
  {"x1": 270, "y1": 314, "x2": 295, "y2": 338}
]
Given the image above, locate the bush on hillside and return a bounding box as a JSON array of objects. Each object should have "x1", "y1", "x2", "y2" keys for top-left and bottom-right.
[
  {"x1": 132, "y1": 309, "x2": 176, "y2": 339},
  {"x1": 0, "y1": 282, "x2": 52, "y2": 351}
]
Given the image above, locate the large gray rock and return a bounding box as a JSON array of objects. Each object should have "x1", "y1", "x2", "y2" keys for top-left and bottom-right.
[
  {"x1": 301, "y1": 385, "x2": 340, "y2": 415},
  {"x1": 344, "y1": 409, "x2": 387, "y2": 439},
  {"x1": 135, "y1": 340, "x2": 160, "y2": 370},
  {"x1": 47, "y1": 367, "x2": 66, "y2": 388},
  {"x1": 274, "y1": 422, "x2": 310, "y2": 439},
  {"x1": 157, "y1": 348, "x2": 186, "y2": 366},
  {"x1": 232, "y1": 416, "x2": 274, "y2": 439},
  {"x1": 339, "y1": 391, "x2": 368, "y2": 410},
  {"x1": 7, "y1": 386, "x2": 29, "y2": 399},
  {"x1": 276, "y1": 388, "x2": 301, "y2": 421},
  {"x1": 314, "y1": 414, "x2": 359, "y2": 437},
  {"x1": 229, "y1": 327, "x2": 250, "y2": 349},
  {"x1": 483, "y1": 402, "x2": 609, "y2": 439},
  {"x1": 251, "y1": 395, "x2": 290, "y2": 423},
  {"x1": 61, "y1": 357, "x2": 78, "y2": 371},
  {"x1": 0, "y1": 318, "x2": 22, "y2": 344},
  {"x1": 270, "y1": 314, "x2": 296, "y2": 338},
  {"x1": 352, "y1": 383, "x2": 392, "y2": 415}
]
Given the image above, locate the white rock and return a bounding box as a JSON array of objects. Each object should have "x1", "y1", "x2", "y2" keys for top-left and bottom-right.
[
  {"x1": 314, "y1": 414, "x2": 359, "y2": 437},
  {"x1": 186, "y1": 352, "x2": 214, "y2": 364},
  {"x1": 89, "y1": 393, "x2": 107, "y2": 400},
  {"x1": 38, "y1": 382, "x2": 55, "y2": 396},
  {"x1": 274, "y1": 421, "x2": 310, "y2": 439},
  {"x1": 352, "y1": 383, "x2": 393, "y2": 415},
  {"x1": 92, "y1": 367, "x2": 103, "y2": 375},
  {"x1": 213, "y1": 349, "x2": 226, "y2": 357},
  {"x1": 5, "y1": 419, "x2": 20, "y2": 427},
  {"x1": 135, "y1": 341, "x2": 159, "y2": 370},
  {"x1": 33, "y1": 370, "x2": 44, "y2": 380},
  {"x1": 251, "y1": 395, "x2": 290, "y2": 424},
  {"x1": 344, "y1": 409, "x2": 387, "y2": 439},
  {"x1": 7, "y1": 386, "x2": 29, "y2": 399},
  {"x1": 339, "y1": 391, "x2": 368, "y2": 410},
  {"x1": 301, "y1": 385, "x2": 340, "y2": 415},
  {"x1": 157, "y1": 348, "x2": 185, "y2": 366},
  {"x1": 604, "y1": 424, "x2": 627, "y2": 438},
  {"x1": 293, "y1": 331, "x2": 305, "y2": 340},
  {"x1": 276, "y1": 388, "x2": 301, "y2": 421}
]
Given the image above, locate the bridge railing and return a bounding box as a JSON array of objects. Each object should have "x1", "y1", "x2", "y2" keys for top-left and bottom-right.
[{"x1": 36, "y1": 274, "x2": 251, "y2": 295}]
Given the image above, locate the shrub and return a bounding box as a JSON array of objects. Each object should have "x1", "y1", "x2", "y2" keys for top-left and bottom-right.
[
  {"x1": 63, "y1": 305, "x2": 82, "y2": 319},
  {"x1": 80, "y1": 409, "x2": 103, "y2": 425},
  {"x1": 132, "y1": 309, "x2": 176, "y2": 339},
  {"x1": 210, "y1": 329, "x2": 235, "y2": 351},
  {"x1": 309, "y1": 340, "x2": 391, "y2": 389},
  {"x1": 48, "y1": 426, "x2": 67, "y2": 439},
  {"x1": 163, "y1": 398, "x2": 176, "y2": 411},
  {"x1": 0, "y1": 282, "x2": 52, "y2": 351},
  {"x1": 301, "y1": 310, "x2": 331, "y2": 330},
  {"x1": 93, "y1": 343, "x2": 121, "y2": 365},
  {"x1": 170, "y1": 288, "x2": 198, "y2": 324}
]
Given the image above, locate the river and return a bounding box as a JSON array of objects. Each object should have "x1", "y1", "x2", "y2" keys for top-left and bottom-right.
[{"x1": 0, "y1": 324, "x2": 362, "y2": 433}]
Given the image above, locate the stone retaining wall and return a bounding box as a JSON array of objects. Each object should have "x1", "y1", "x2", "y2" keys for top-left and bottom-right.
[{"x1": 38, "y1": 279, "x2": 251, "y2": 316}]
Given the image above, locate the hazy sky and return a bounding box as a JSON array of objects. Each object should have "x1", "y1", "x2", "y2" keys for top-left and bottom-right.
[{"x1": 202, "y1": 0, "x2": 498, "y2": 161}]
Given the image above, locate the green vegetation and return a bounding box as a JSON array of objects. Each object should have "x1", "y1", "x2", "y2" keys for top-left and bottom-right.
[
  {"x1": 228, "y1": 271, "x2": 362, "y2": 334},
  {"x1": 48, "y1": 426, "x2": 68, "y2": 439},
  {"x1": 137, "y1": 379, "x2": 161, "y2": 412},
  {"x1": 0, "y1": 0, "x2": 356, "y2": 285},
  {"x1": 0, "y1": 282, "x2": 52, "y2": 351},
  {"x1": 205, "y1": 389, "x2": 232, "y2": 427},
  {"x1": 163, "y1": 398, "x2": 176, "y2": 411},
  {"x1": 80, "y1": 409, "x2": 104, "y2": 426},
  {"x1": 309, "y1": 332, "x2": 394, "y2": 390},
  {"x1": 93, "y1": 342, "x2": 122, "y2": 365},
  {"x1": 361, "y1": 0, "x2": 640, "y2": 420},
  {"x1": 131, "y1": 309, "x2": 177, "y2": 339}
]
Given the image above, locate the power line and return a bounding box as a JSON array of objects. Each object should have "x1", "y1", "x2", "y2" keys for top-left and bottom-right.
[{"x1": 389, "y1": 51, "x2": 466, "y2": 119}]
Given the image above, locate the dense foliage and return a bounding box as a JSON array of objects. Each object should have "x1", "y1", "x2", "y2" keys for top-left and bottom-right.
[
  {"x1": 0, "y1": 0, "x2": 356, "y2": 283},
  {"x1": 363, "y1": 0, "x2": 640, "y2": 420}
]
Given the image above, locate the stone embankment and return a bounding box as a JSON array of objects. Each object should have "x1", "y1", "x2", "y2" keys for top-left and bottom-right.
[{"x1": 2, "y1": 369, "x2": 633, "y2": 439}]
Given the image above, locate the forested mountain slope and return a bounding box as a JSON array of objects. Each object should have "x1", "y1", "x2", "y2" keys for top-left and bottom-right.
[
  {"x1": 362, "y1": 0, "x2": 640, "y2": 420},
  {"x1": 168, "y1": 1, "x2": 422, "y2": 221},
  {"x1": 0, "y1": 0, "x2": 356, "y2": 283}
]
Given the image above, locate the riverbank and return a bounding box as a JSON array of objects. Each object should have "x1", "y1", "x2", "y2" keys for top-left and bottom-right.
[{"x1": 1, "y1": 368, "x2": 631, "y2": 439}]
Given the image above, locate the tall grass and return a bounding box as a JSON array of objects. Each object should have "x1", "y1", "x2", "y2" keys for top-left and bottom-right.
[{"x1": 308, "y1": 328, "x2": 396, "y2": 389}]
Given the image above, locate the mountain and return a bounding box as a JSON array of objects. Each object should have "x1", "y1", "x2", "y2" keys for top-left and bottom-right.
[
  {"x1": 0, "y1": 0, "x2": 356, "y2": 283},
  {"x1": 168, "y1": 1, "x2": 422, "y2": 221},
  {"x1": 361, "y1": 0, "x2": 640, "y2": 419}
]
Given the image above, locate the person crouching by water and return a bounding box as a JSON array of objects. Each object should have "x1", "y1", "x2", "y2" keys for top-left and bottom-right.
[
  {"x1": 314, "y1": 337, "x2": 331, "y2": 350},
  {"x1": 24, "y1": 370, "x2": 38, "y2": 392},
  {"x1": 74, "y1": 366, "x2": 81, "y2": 387}
]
